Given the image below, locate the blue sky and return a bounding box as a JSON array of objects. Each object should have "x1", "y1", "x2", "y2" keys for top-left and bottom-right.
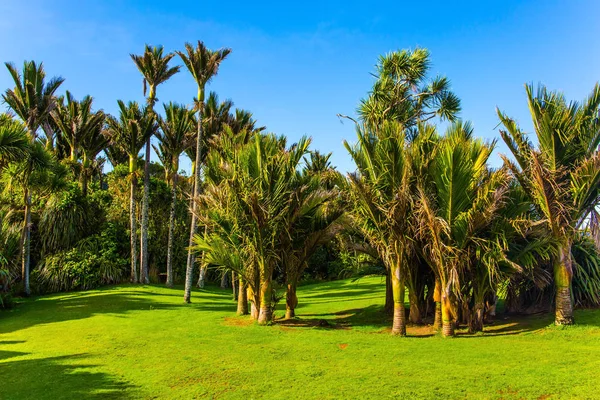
[{"x1": 1, "y1": 0, "x2": 599, "y2": 173}]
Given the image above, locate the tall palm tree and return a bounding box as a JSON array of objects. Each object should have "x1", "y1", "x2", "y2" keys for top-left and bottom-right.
[
  {"x1": 356, "y1": 48, "x2": 461, "y2": 130},
  {"x1": 416, "y1": 122, "x2": 510, "y2": 336},
  {"x1": 51, "y1": 92, "x2": 104, "y2": 162},
  {"x1": 155, "y1": 102, "x2": 196, "y2": 287},
  {"x1": 80, "y1": 120, "x2": 108, "y2": 195},
  {"x1": 106, "y1": 101, "x2": 157, "y2": 283},
  {"x1": 177, "y1": 40, "x2": 231, "y2": 303},
  {"x1": 498, "y1": 83, "x2": 600, "y2": 325},
  {"x1": 280, "y1": 153, "x2": 344, "y2": 318},
  {"x1": 344, "y1": 121, "x2": 414, "y2": 335},
  {"x1": 3, "y1": 61, "x2": 64, "y2": 295},
  {"x1": 130, "y1": 44, "x2": 180, "y2": 284}
]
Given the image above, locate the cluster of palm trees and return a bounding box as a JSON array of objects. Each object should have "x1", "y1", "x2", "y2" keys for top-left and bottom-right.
[
  {"x1": 2, "y1": 44, "x2": 600, "y2": 337},
  {"x1": 0, "y1": 41, "x2": 260, "y2": 298},
  {"x1": 343, "y1": 49, "x2": 600, "y2": 336}
]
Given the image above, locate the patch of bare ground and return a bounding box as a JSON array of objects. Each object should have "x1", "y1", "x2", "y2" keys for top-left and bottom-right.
[{"x1": 223, "y1": 316, "x2": 254, "y2": 327}]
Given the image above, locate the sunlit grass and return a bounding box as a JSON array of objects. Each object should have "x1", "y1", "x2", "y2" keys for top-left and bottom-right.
[{"x1": 1, "y1": 277, "x2": 599, "y2": 399}]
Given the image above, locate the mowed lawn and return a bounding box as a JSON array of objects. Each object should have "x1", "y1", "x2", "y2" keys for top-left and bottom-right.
[{"x1": 1, "y1": 278, "x2": 600, "y2": 399}]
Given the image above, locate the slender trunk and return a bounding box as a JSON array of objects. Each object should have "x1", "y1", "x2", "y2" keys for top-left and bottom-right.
[
  {"x1": 166, "y1": 174, "x2": 177, "y2": 287},
  {"x1": 441, "y1": 290, "x2": 455, "y2": 337},
  {"x1": 285, "y1": 282, "x2": 298, "y2": 319},
  {"x1": 197, "y1": 266, "x2": 207, "y2": 288},
  {"x1": 433, "y1": 278, "x2": 442, "y2": 330},
  {"x1": 184, "y1": 96, "x2": 204, "y2": 303},
  {"x1": 70, "y1": 146, "x2": 77, "y2": 162},
  {"x1": 129, "y1": 156, "x2": 139, "y2": 284},
  {"x1": 140, "y1": 138, "x2": 151, "y2": 284},
  {"x1": 391, "y1": 263, "x2": 406, "y2": 336},
  {"x1": 384, "y1": 269, "x2": 393, "y2": 315},
  {"x1": 408, "y1": 287, "x2": 422, "y2": 324},
  {"x1": 220, "y1": 272, "x2": 228, "y2": 288},
  {"x1": 81, "y1": 154, "x2": 89, "y2": 196},
  {"x1": 232, "y1": 271, "x2": 237, "y2": 300},
  {"x1": 554, "y1": 242, "x2": 574, "y2": 325},
  {"x1": 257, "y1": 276, "x2": 272, "y2": 325},
  {"x1": 470, "y1": 302, "x2": 484, "y2": 333},
  {"x1": 249, "y1": 285, "x2": 259, "y2": 320},
  {"x1": 21, "y1": 190, "x2": 31, "y2": 296},
  {"x1": 237, "y1": 276, "x2": 248, "y2": 315}
]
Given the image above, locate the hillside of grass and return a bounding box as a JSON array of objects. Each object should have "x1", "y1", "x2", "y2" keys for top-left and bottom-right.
[{"x1": 1, "y1": 277, "x2": 600, "y2": 399}]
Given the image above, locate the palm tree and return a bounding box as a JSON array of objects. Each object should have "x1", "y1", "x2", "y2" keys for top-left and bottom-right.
[
  {"x1": 51, "y1": 92, "x2": 104, "y2": 162},
  {"x1": 0, "y1": 114, "x2": 29, "y2": 169},
  {"x1": 106, "y1": 101, "x2": 157, "y2": 283},
  {"x1": 415, "y1": 122, "x2": 510, "y2": 336},
  {"x1": 356, "y1": 48, "x2": 461, "y2": 130},
  {"x1": 131, "y1": 44, "x2": 180, "y2": 285},
  {"x1": 177, "y1": 40, "x2": 231, "y2": 303},
  {"x1": 497, "y1": 83, "x2": 600, "y2": 325},
  {"x1": 344, "y1": 121, "x2": 414, "y2": 335},
  {"x1": 79, "y1": 120, "x2": 108, "y2": 195},
  {"x1": 155, "y1": 102, "x2": 195, "y2": 287},
  {"x1": 280, "y1": 152, "x2": 344, "y2": 319},
  {"x1": 3, "y1": 61, "x2": 64, "y2": 295}
]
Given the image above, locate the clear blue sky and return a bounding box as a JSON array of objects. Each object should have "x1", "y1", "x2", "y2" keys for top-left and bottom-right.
[{"x1": 1, "y1": 0, "x2": 599, "y2": 173}]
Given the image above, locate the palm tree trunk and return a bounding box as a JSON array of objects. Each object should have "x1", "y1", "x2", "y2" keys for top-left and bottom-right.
[
  {"x1": 554, "y1": 242, "x2": 574, "y2": 325},
  {"x1": 285, "y1": 282, "x2": 298, "y2": 319},
  {"x1": 129, "y1": 156, "x2": 139, "y2": 284},
  {"x1": 433, "y1": 278, "x2": 442, "y2": 330},
  {"x1": 140, "y1": 138, "x2": 151, "y2": 284},
  {"x1": 232, "y1": 271, "x2": 237, "y2": 300},
  {"x1": 81, "y1": 154, "x2": 89, "y2": 196},
  {"x1": 391, "y1": 263, "x2": 406, "y2": 336},
  {"x1": 220, "y1": 272, "x2": 228, "y2": 288},
  {"x1": 384, "y1": 269, "x2": 393, "y2": 315},
  {"x1": 21, "y1": 190, "x2": 31, "y2": 296},
  {"x1": 441, "y1": 289, "x2": 455, "y2": 337},
  {"x1": 257, "y1": 276, "x2": 272, "y2": 325},
  {"x1": 237, "y1": 276, "x2": 248, "y2": 315},
  {"x1": 166, "y1": 175, "x2": 177, "y2": 287},
  {"x1": 408, "y1": 287, "x2": 422, "y2": 324},
  {"x1": 184, "y1": 98, "x2": 204, "y2": 303}
]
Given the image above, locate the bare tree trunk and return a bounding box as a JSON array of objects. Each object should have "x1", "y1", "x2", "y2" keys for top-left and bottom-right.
[
  {"x1": 237, "y1": 276, "x2": 248, "y2": 315},
  {"x1": 21, "y1": 190, "x2": 31, "y2": 296},
  {"x1": 391, "y1": 264, "x2": 406, "y2": 336},
  {"x1": 441, "y1": 290, "x2": 455, "y2": 337},
  {"x1": 140, "y1": 138, "x2": 151, "y2": 284},
  {"x1": 166, "y1": 175, "x2": 177, "y2": 287},
  {"x1": 433, "y1": 278, "x2": 442, "y2": 330},
  {"x1": 232, "y1": 272, "x2": 237, "y2": 300},
  {"x1": 555, "y1": 243, "x2": 574, "y2": 325},
  {"x1": 384, "y1": 269, "x2": 393, "y2": 315},
  {"x1": 129, "y1": 160, "x2": 139, "y2": 284},
  {"x1": 408, "y1": 287, "x2": 422, "y2": 324},
  {"x1": 257, "y1": 276, "x2": 272, "y2": 325},
  {"x1": 469, "y1": 302, "x2": 485, "y2": 333},
  {"x1": 184, "y1": 105, "x2": 204, "y2": 303},
  {"x1": 220, "y1": 272, "x2": 228, "y2": 288},
  {"x1": 285, "y1": 282, "x2": 298, "y2": 319}
]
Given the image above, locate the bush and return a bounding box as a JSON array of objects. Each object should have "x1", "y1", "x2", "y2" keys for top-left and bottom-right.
[
  {"x1": 37, "y1": 222, "x2": 129, "y2": 293},
  {"x1": 0, "y1": 269, "x2": 13, "y2": 309}
]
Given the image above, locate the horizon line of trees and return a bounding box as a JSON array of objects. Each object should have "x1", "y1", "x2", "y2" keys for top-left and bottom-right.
[{"x1": 1, "y1": 44, "x2": 600, "y2": 337}]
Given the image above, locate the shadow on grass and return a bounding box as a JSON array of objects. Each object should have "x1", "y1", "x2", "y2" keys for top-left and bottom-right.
[
  {"x1": 0, "y1": 352, "x2": 137, "y2": 399},
  {"x1": 0, "y1": 285, "x2": 235, "y2": 335}
]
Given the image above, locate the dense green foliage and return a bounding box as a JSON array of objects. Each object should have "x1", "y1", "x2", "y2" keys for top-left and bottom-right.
[{"x1": 1, "y1": 42, "x2": 599, "y2": 345}]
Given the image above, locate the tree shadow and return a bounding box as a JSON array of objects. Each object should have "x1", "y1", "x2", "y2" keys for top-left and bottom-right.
[
  {"x1": 0, "y1": 285, "x2": 233, "y2": 335},
  {"x1": 0, "y1": 352, "x2": 137, "y2": 399}
]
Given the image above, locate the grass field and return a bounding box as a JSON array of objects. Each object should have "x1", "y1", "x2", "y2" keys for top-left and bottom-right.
[{"x1": 1, "y1": 277, "x2": 599, "y2": 399}]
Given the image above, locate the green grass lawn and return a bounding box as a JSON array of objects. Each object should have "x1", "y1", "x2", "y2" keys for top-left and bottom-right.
[{"x1": 1, "y1": 277, "x2": 600, "y2": 399}]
